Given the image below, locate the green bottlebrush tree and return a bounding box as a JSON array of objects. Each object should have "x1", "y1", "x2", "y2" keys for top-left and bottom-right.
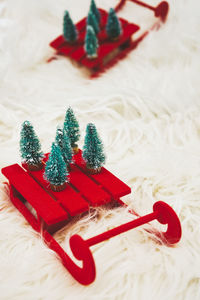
[
  {"x1": 106, "y1": 8, "x2": 122, "y2": 39},
  {"x1": 44, "y1": 142, "x2": 68, "y2": 188},
  {"x1": 55, "y1": 127, "x2": 73, "y2": 165},
  {"x1": 63, "y1": 107, "x2": 80, "y2": 149},
  {"x1": 20, "y1": 120, "x2": 44, "y2": 167},
  {"x1": 84, "y1": 25, "x2": 98, "y2": 58},
  {"x1": 83, "y1": 123, "x2": 106, "y2": 170},
  {"x1": 63, "y1": 10, "x2": 78, "y2": 43},
  {"x1": 87, "y1": 11, "x2": 99, "y2": 35},
  {"x1": 90, "y1": 0, "x2": 100, "y2": 24}
]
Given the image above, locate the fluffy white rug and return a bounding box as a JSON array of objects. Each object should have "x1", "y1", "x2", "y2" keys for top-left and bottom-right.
[{"x1": 0, "y1": 0, "x2": 200, "y2": 299}]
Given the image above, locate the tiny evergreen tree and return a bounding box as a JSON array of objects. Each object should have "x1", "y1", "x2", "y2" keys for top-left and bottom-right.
[
  {"x1": 55, "y1": 127, "x2": 73, "y2": 165},
  {"x1": 44, "y1": 142, "x2": 68, "y2": 191},
  {"x1": 63, "y1": 10, "x2": 78, "y2": 43},
  {"x1": 83, "y1": 123, "x2": 106, "y2": 172},
  {"x1": 90, "y1": 0, "x2": 100, "y2": 24},
  {"x1": 87, "y1": 11, "x2": 99, "y2": 35},
  {"x1": 63, "y1": 107, "x2": 80, "y2": 151},
  {"x1": 106, "y1": 8, "x2": 122, "y2": 40},
  {"x1": 55, "y1": 127, "x2": 64, "y2": 151},
  {"x1": 84, "y1": 25, "x2": 98, "y2": 59},
  {"x1": 20, "y1": 121, "x2": 44, "y2": 169}
]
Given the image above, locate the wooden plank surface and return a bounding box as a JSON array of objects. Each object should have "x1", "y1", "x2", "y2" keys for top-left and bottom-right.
[
  {"x1": 73, "y1": 151, "x2": 131, "y2": 199},
  {"x1": 2, "y1": 164, "x2": 68, "y2": 225},
  {"x1": 69, "y1": 165, "x2": 111, "y2": 206},
  {"x1": 27, "y1": 167, "x2": 89, "y2": 217}
]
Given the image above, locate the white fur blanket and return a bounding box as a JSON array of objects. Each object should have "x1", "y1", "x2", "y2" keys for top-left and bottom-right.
[{"x1": 0, "y1": 0, "x2": 200, "y2": 299}]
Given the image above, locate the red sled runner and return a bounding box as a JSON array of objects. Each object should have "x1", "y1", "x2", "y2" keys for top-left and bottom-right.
[{"x1": 2, "y1": 149, "x2": 181, "y2": 285}]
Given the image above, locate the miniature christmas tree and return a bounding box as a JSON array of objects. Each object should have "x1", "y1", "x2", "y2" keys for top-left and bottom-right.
[
  {"x1": 89, "y1": 0, "x2": 100, "y2": 24},
  {"x1": 63, "y1": 107, "x2": 80, "y2": 153},
  {"x1": 83, "y1": 123, "x2": 106, "y2": 173},
  {"x1": 87, "y1": 11, "x2": 99, "y2": 35},
  {"x1": 44, "y1": 142, "x2": 68, "y2": 191},
  {"x1": 55, "y1": 127, "x2": 73, "y2": 166},
  {"x1": 63, "y1": 11, "x2": 78, "y2": 43},
  {"x1": 85, "y1": 25, "x2": 98, "y2": 59},
  {"x1": 106, "y1": 8, "x2": 122, "y2": 40},
  {"x1": 20, "y1": 121, "x2": 44, "y2": 171}
]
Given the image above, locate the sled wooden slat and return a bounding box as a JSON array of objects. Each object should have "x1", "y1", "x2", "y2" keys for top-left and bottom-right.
[
  {"x1": 58, "y1": 44, "x2": 77, "y2": 57},
  {"x1": 69, "y1": 47, "x2": 86, "y2": 61},
  {"x1": 89, "y1": 167, "x2": 131, "y2": 198},
  {"x1": 98, "y1": 23, "x2": 139, "y2": 57},
  {"x1": 1, "y1": 164, "x2": 68, "y2": 225},
  {"x1": 73, "y1": 151, "x2": 131, "y2": 199},
  {"x1": 26, "y1": 167, "x2": 89, "y2": 217},
  {"x1": 81, "y1": 23, "x2": 139, "y2": 69},
  {"x1": 69, "y1": 165, "x2": 111, "y2": 206},
  {"x1": 50, "y1": 35, "x2": 66, "y2": 49}
]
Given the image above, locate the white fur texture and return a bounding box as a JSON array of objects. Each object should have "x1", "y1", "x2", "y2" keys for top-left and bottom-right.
[{"x1": 0, "y1": 0, "x2": 200, "y2": 299}]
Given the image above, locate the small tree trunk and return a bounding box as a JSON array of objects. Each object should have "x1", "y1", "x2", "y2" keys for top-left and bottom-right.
[
  {"x1": 50, "y1": 182, "x2": 66, "y2": 192},
  {"x1": 28, "y1": 162, "x2": 43, "y2": 171},
  {"x1": 86, "y1": 164, "x2": 101, "y2": 174},
  {"x1": 72, "y1": 144, "x2": 79, "y2": 154}
]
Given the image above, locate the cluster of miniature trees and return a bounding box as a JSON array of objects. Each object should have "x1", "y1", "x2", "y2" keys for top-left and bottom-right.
[
  {"x1": 63, "y1": 0, "x2": 122, "y2": 59},
  {"x1": 20, "y1": 108, "x2": 106, "y2": 192}
]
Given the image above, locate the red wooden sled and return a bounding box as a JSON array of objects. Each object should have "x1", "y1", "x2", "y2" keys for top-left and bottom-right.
[
  {"x1": 48, "y1": 0, "x2": 169, "y2": 77},
  {"x1": 1, "y1": 149, "x2": 181, "y2": 285}
]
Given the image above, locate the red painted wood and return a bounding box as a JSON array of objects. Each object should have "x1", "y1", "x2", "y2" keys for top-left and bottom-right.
[
  {"x1": 25, "y1": 166, "x2": 89, "y2": 217},
  {"x1": 49, "y1": 2, "x2": 169, "y2": 76},
  {"x1": 71, "y1": 201, "x2": 182, "y2": 251},
  {"x1": 98, "y1": 24, "x2": 139, "y2": 58},
  {"x1": 73, "y1": 151, "x2": 131, "y2": 199},
  {"x1": 2, "y1": 164, "x2": 68, "y2": 225},
  {"x1": 69, "y1": 201, "x2": 181, "y2": 284},
  {"x1": 86, "y1": 212, "x2": 158, "y2": 246},
  {"x1": 8, "y1": 183, "x2": 96, "y2": 285},
  {"x1": 9, "y1": 185, "x2": 40, "y2": 231},
  {"x1": 50, "y1": 35, "x2": 66, "y2": 49},
  {"x1": 43, "y1": 230, "x2": 96, "y2": 285},
  {"x1": 50, "y1": 9, "x2": 108, "y2": 52},
  {"x1": 49, "y1": 8, "x2": 140, "y2": 73},
  {"x1": 81, "y1": 23, "x2": 139, "y2": 69},
  {"x1": 98, "y1": 8, "x2": 108, "y2": 27},
  {"x1": 69, "y1": 46, "x2": 86, "y2": 61},
  {"x1": 58, "y1": 44, "x2": 77, "y2": 56},
  {"x1": 69, "y1": 165, "x2": 111, "y2": 206}
]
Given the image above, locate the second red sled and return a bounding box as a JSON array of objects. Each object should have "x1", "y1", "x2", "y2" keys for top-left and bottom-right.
[{"x1": 49, "y1": 0, "x2": 169, "y2": 77}]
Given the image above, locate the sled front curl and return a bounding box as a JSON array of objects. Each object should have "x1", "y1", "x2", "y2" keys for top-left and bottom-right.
[{"x1": 48, "y1": 0, "x2": 169, "y2": 77}]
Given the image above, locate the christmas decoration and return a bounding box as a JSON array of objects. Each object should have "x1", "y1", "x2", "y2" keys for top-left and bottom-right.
[
  {"x1": 49, "y1": 0, "x2": 169, "y2": 77},
  {"x1": 63, "y1": 10, "x2": 78, "y2": 43},
  {"x1": 87, "y1": 10, "x2": 99, "y2": 35},
  {"x1": 63, "y1": 107, "x2": 80, "y2": 153},
  {"x1": 20, "y1": 121, "x2": 43, "y2": 170},
  {"x1": 44, "y1": 142, "x2": 68, "y2": 191},
  {"x1": 55, "y1": 127, "x2": 73, "y2": 166},
  {"x1": 89, "y1": 0, "x2": 100, "y2": 24},
  {"x1": 106, "y1": 8, "x2": 122, "y2": 40},
  {"x1": 84, "y1": 26, "x2": 99, "y2": 59},
  {"x1": 83, "y1": 123, "x2": 105, "y2": 173},
  {"x1": 1, "y1": 101, "x2": 181, "y2": 285},
  {"x1": 1, "y1": 157, "x2": 182, "y2": 285}
]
